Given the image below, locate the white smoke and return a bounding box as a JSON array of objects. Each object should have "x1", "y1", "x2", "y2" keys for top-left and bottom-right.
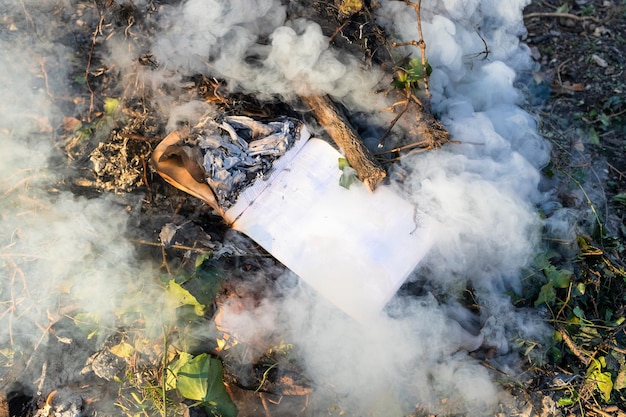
[
  {"x1": 145, "y1": 0, "x2": 551, "y2": 414},
  {"x1": 0, "y1": 0, "x2": 167, "y2": 353},
  {"x1": 0, "y1": 0, "x2": 556, "y2": 415}
]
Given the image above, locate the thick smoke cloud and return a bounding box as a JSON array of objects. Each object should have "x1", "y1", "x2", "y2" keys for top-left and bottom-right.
[{"x1": 0, "y1": 0, "x2": 554, "y2": 415}]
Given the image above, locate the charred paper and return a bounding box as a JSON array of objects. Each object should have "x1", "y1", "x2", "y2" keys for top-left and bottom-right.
[{"x1": 189, "y1": 115, "x2": 303, "y2": 209}]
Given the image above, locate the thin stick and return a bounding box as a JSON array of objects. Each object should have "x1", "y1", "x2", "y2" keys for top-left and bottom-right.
[
  {"x1": 129, "y1": 238, "x2": 213, "y2": 253},
  {"x1": 19, "y1": 0, "x2": 34, "y2": 28},
  {"x1": 162, "y1": 327, "x2": 168, "y2": 417},
  {"x1": 480, "y1": 361, "x2": 510, "y2": 377},
  {"x1": 329, "y1": 21, "x2": 349, "y2": 42},
  {"x1": 86, "y1": 3, "x2": 105, "y2": 122},
  {"x1": 524, "y1": 12, "x2": 601, "y2": 23},
  {"x1": 39, "y1": 58, "x2": 53, "y2": 99},
  {"x1": 557, "y1": 325, "x2": 592, "y2": 365},
  {"x1": 403, "y1": 0, "x2": 430, "y2": 104},
  {"x1": 607, "y1": 162, "x2": 626, "y2": 180},
  {"x1": 555, "y1": 280, "x2": 573, "y2": 321},
  {"x1": 378, "y1": 96, "x2": 410, "y2": 148},
  {"x1": 588, "y1": 406, "x2": 613, "y2": 417}
]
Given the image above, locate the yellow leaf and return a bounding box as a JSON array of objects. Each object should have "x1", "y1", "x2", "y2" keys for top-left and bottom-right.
[
  {"x1": 109, "y1": 341, "x2": 135, "y2": 358},
  {"x1": 103, "y1": 97, "x2": 120, "y2": 115}
]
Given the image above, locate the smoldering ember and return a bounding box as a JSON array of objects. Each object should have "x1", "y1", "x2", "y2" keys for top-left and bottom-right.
[{"x1": 1, "y1": 1, "x2": 625, "y2": 417}]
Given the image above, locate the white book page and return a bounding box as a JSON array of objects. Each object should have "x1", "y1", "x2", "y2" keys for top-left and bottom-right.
[{"x1": 229, "y1": 137, "x2": 436, "y2": 321}]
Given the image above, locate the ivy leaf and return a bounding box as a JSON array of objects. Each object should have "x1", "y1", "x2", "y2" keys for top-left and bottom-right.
[
  {"x1": 544, "y1": 264, "x2": 572, "y2": 288},
  {"x1": 592, "y1": 371, "x2": 613, "y2": 402},
  {"x1": 176, "y1": 353, "x2": 238, "y2": 417},
  {"x1": 338, "y1": 158, "x2": 358, "y2": 189},
  {"x1": 165, "y1": 279, "x2": 206, "y2": 316},
  {"x1": 405, "y1": 58, "x2": 432, "y2": 82},
  {"x1": 165, "y1": 351, "x2": 193, "y2": 391},
  {"x1": 535, "y1": 281, "x2": 556, "y2": 307},
  {"x1": 573, "y1": 306, "x2": 585, "y2": 320},
  {"x1": 339, "y1": 166, "x2": 358, "y2": 189}
]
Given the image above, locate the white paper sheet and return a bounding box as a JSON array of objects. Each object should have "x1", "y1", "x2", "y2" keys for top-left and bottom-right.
[{"x1": 225, "y1": 131, "x2": 435, "y2": 321}]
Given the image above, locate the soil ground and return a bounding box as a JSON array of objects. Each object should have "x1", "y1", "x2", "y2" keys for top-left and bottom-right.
[{"x1": 524, "y1": 0, "x2": 626, "y2": 239}]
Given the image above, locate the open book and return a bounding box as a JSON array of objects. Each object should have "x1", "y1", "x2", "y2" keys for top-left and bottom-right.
[{"x1": 222, "y1": 127, "x2": 436, "y2": 321}]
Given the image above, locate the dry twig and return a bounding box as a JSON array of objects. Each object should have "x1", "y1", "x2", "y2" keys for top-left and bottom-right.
[
  {"x1": 399, "y1": 0, "x2": 430, "y2": 103},
  {"x1": 524, "y1": 12, "x2": 601, "y2": 23},
  {"x1": 376, "y1": 0, "x2": 450, "y2": 151},
  {"x1": 556, "y1": 325, "x2": 592, "y2": 366},
  {"x1": 86, "y1": 3, "x2": 105, "y2": 122}
]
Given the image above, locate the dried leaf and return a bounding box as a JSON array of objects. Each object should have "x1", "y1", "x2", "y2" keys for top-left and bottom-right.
[
  {"x1": 560, "y1": 81, "x2": 584, "y2": 92},
  {"x1": 63, "y1": 116, "x2": 82, "y2": 132}
]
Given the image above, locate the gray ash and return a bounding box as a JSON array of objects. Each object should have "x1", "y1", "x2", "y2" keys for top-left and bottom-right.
[{"x1": 190, "y1": 115, "x2": 303, "y2": 209}]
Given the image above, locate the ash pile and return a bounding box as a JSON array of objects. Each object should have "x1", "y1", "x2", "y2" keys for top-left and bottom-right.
[{"x1": 159, "y1": 115, "x2": 304, "y2": 209}]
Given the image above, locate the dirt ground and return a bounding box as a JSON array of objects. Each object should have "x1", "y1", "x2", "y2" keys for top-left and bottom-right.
[
  {"x1": 524, "y1": 0, "x2": 626, "y2": 239},
  {"x1": 2, "y1": 0, "x2": 626, "y2": 416}
]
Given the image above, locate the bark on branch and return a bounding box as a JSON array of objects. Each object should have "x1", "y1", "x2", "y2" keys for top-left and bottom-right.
[{"x1": 300, "y1": 94, "x2": 386, "y2": 191}]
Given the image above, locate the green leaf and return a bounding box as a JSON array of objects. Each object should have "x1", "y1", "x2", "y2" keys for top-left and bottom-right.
[
  {"x1": 591, "y1": 371, "x2": 613, "y2": 402},
  {"x1": 556, "y1": 3, "x2": 569, "y2": 13},
  {"x1": 165, "y1": 279, "x2": 206, "y2": 316},
  {"x1": 165, "y1": 351, "x2": 193, "y2": 391},
  {"x1": 574, "y1": 282, "x2": 586, "y2": 296},
  {"x1": 338, "y1": 157, "x2": 351, "y2": 170},
  {"x1": 391, "y1": 77, "x2": 408, "y2": 90},
  {"x1": 72, "y1": 312, "x2": 101, "y2": 339},
  {"x1": 544, "y1": 264, "x2": 572, "y2": 288},
  {"x1": 339, "y1": 166, "x2": 358, "y2": 190},
  {"x1": 177, "y1": 353, "x2": 238, "y2": 417},
  {"x1": 190, "y1": 263, "x2": 223, "y2": 306},
  {"x1": 104, "y1": 97, "x2": 120, "y2": 115},
  {"x1": 405, "y1": 58, "x2": 432, "y2": 82},
  {"x1": 535, "y1": 281, "x2": 556, "y2": 307},
  {"x1": 557, "y1": 396, "x2": 575, "y2": 407},
  {"x1": 588, "y1": 127, "x2": 600, "y2": 145},
  {"x1": 573, "y1": 306, "x2": 585, "y2": 320},
  {"x1": 598, "y1": 113, "x2": 610, "y2": 127},
  {"x1": 612, "y1": 193, "x2": 626, "y2": 206},
  {"x1": 195, "y1": 252, "x2": 212, "y2": 269},
  {"x1": 587, "y1": 357, "x2": 604, "y2": 375}
]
